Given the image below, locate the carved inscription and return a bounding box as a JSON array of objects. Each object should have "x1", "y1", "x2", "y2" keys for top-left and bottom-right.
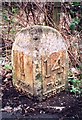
[
  {"x1": 44, "y1": 58, "x2": 51, "y2": 78},
  {"x1": 43, "y1": 52, "x2": 65, "y2": 91}
]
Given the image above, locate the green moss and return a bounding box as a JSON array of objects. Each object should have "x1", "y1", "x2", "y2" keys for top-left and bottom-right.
[{"x1": 36, "y1": 73, "x2": 42, "y2": 81}]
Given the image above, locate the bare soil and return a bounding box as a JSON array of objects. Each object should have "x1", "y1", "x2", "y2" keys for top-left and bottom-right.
[{"x1": 1, "y1": 76, "x2": 82, "y2": 120}]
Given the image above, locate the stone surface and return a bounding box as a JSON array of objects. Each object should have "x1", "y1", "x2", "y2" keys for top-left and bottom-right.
[{"x1": 12, "y1": 25, "x2": 68, "y2": 100}]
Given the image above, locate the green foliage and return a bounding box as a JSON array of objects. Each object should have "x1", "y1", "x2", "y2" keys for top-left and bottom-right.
[
  {"x1": 68, "y1": 77, "x2": 82, "y2": 95},
  {"x1": 69, "y1": 2, "x2": 82, "y2": 32},
  {"x1": 70, "y1": 22, "x2": 76, "y2": 31},
  {"x1": 3, "y1": 13, "x2": 14, "y2": 24},
  {"x1": 3, "y1": 14, "x2": 9, "y2": 22},
  {"x1": 70, "y1": 86, "x2": 81, "y2": 94},
  {"x1": 74, "y1": 18, "x2": 80, "y2": 25},
  {"x1": 12, "y1": 7, "x2": 19, "y2": 14},
  {"x1": 5, "y1": 64, "x2": 12, "y2": 70},
  {"x1": 71, "y1": 2, "x2": 80, "y2": 6},
  {"x1": 70, "y1": 18, "x2": 80, "y2": 31}
]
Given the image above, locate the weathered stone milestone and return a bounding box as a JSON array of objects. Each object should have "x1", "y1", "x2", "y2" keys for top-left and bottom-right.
[{"x1": 12, "y1": 25, "x2": 68, "y2": 100}]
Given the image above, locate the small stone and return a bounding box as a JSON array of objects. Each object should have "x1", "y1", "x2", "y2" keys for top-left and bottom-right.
[
  {"x1": 33, "y1": 103, "x2": 37, "y2": 105},
  {"x1": 43, "y1": 111, "x2": 45, "y2": 114},
  {"x1": 26, "y1": 106, "x2": 30, "y2": 110},
  {"x1": 72, "y1": 116, "x2": 75, "y2": 119},
  {"x1": 40, "y1": 110, "x2": 43, "y2": 114},
  {"x1": 30, "y1": 108, "x2": 35, "y2": 111},
  {"x1": 0, "y1": 97, "x2": 2, "y2": 101},
  {"x1": 0, "y1": 108, "x2": 5, "y2": 112},
  {"x1": 0, "y1": 93, "x2": 3, "y2": 97},
  {"x1": 13, "y1": 105, "x2": 22, "y2": 112},
  {"x1": 4, "y1": 78, "x2": 8, "y2": 82},
  {"x1": 24, "y1": 104, "x2": 27, "y2": 107},
  {"x1": 0, "y1": 87, "x2": 4, "y2": 91},
  {"x1": 3, "y1": 106, "x2": 12, "y2": 113},
  {"x1": 61, "y1": 103, "x2": 63, "y2": 105}
]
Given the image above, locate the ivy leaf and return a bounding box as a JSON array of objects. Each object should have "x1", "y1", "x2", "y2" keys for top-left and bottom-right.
[
  {"x1": 3, "y1": 15, "x2": 9, "y2": 22},
  {"x1": 70, "y1": 22, "x2": 76, "y2": 31},
  {"x1": 12, "y1": 7, "x2": 19, "y2": 14},
  {"x1": 72, "y1": 2, "x2": 80, "y2": 6},
  {"x1": 70, "y1": 86, "x2": 78, "y2": 94},
  {"x1": 5, "y1": 64, "x2": 12, "y2": 70}
]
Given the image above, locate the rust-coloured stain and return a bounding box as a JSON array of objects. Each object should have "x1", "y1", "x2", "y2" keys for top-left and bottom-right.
[{"x1": 12, "y1": 25, "x2": 68, "y2": 100}]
